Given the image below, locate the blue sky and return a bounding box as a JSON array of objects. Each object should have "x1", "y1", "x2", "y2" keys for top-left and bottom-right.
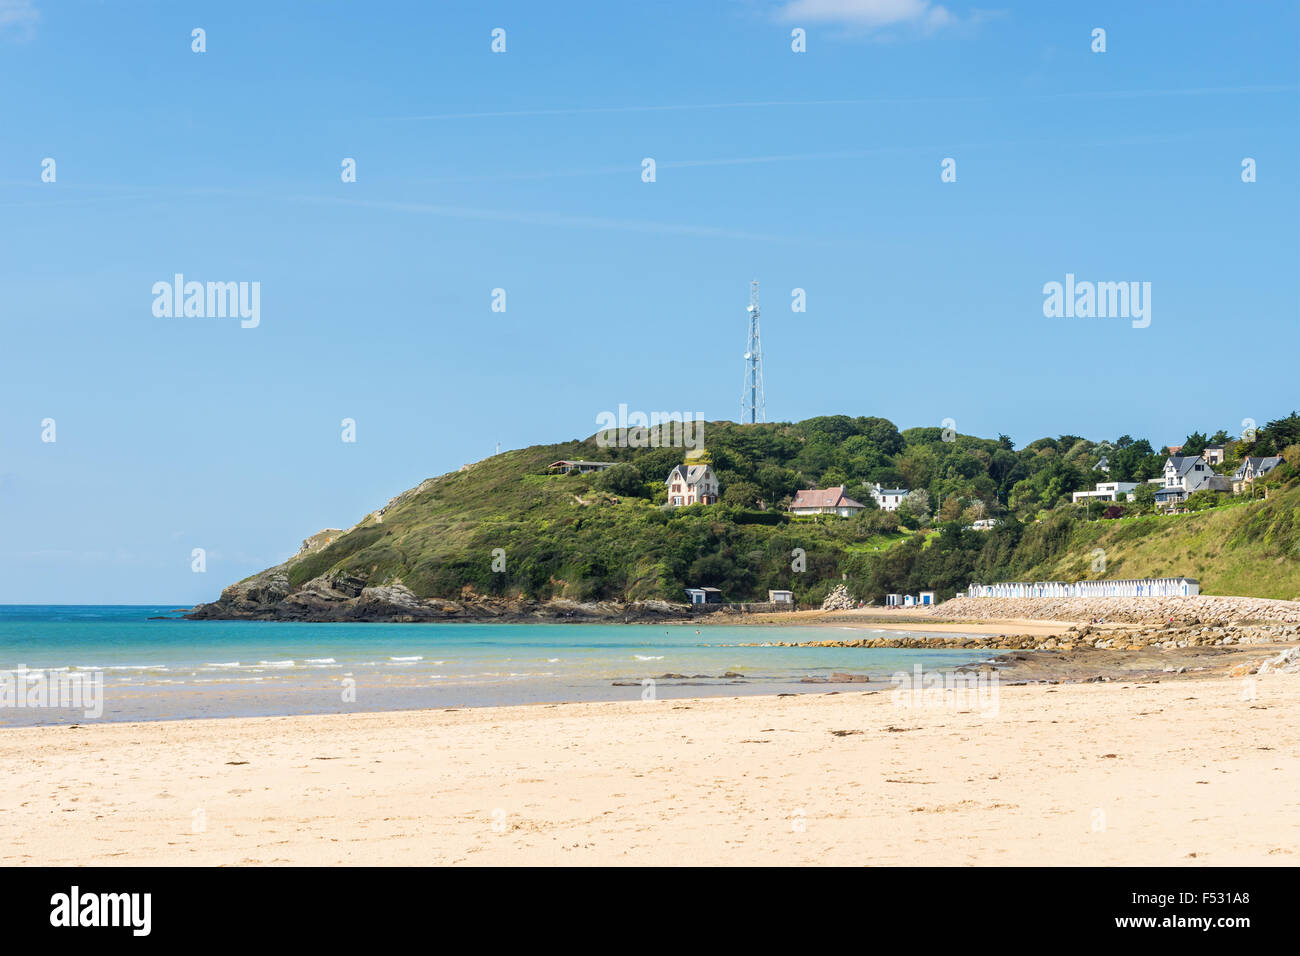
[{"x1": 1, "y1": 0, "x2": 1297, "y2": 603}]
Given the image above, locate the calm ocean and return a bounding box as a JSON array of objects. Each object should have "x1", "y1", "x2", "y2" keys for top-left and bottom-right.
[{"x1": 0, "y1": 606, "x2": 998, "y2": 725}]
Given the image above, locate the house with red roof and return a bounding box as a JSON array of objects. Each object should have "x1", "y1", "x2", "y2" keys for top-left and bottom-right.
[{"x1": 788, "y1": 485, "x2": 866, "y2": 517}]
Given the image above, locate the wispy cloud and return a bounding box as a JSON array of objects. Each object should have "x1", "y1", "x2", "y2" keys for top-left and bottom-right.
[
  {"x1": 373, "y1": 85, "x2": 1298, "y2": 123},
  {"x1": 284, "y1": 194, "x2": 785, "y2": 243},
  {"x1": 776, "y1": 0, "x2": 954, "y2": 31},
  {"x1": 0, "y1": 0, "x2": 39, "y2": 40}
]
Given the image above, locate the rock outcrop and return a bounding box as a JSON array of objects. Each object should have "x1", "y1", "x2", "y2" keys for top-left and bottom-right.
[{"x1": 186, "y1": 568, "x2": 703, "y2": 623}]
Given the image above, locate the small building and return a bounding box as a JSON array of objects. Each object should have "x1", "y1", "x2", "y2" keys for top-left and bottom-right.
[
  {"x1": 968, "y1": 518, "x2": 1000, "y2": 531},
  {"x1": 665, "y1": 464, "x2": 720, "y2": 507},
  {"x1": 885, "y1": 593, "x2": 903, "y2": 607},
  {"x1": 903, "y1": 594, "x2": 917, "y2": 607},
  {"x1": 789, "y1": 485, "x2": 866, "y2": 517},
  {"x1": 549, "y1": 460, "x2": 615, "y2": 474},
  {"x1": 918, "y1": 590, "x2": 936, "y2": 606},
  {"x1": 967, "y1": 577, "x2": 1200, "y2": 598},
  {"x1": 870, "y1": 483, "x2": 908, "y2": 512},
  {"x1": 767, "y1": 589, "x2": 794, "y2": 604},
  {"x1": 684, "y1": 586, "x2": 722, "y2": 605},
  {"x1": 1072, "y1": 481, "x2": 1140, "y2": 504}
]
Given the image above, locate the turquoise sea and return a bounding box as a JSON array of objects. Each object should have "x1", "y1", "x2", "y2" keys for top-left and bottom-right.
[{"x1": 0, "y1": 606, "x2": 998, "y2": 725}]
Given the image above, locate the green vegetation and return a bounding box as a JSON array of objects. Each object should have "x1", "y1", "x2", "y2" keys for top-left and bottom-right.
[{"x1": 255, "y1": 413, "x2": 1300, "y2": 605}]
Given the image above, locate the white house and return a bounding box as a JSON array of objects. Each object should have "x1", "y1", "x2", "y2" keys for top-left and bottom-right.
[
  {"x1": 870, "y1": 483, "x2": 908, "y2": 512},
  {"x1": 767, "y1": 589, "x2": 794, "y2": 604},
  {"x1": 1072, "y1": 480, "x2": 1140, "y2": 504},
  {"x1": 665, "y1": 464, "x2": 719, "y2": 507},
  {"x1": 789, "y1": 485, "x2": 866, "y2": 517},
  {"x1": 1155, "y1": 455, "x2": 1228, "y2": 505}
]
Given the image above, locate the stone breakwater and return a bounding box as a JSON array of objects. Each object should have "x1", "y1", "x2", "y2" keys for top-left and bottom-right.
[
  {"x1": 923, "y1": 595, "x2": 1300, "y2": 626},
  {"x1": 750, "y1": 621, "x2": 1300, "y2": 652}
]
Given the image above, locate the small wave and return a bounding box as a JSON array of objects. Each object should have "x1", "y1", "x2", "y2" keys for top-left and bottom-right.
[
  {"x1": 547, "y1": 658, "x2": 560, "y2": 663},
  {"x1": 634, "y1": 655, "x2": 664, "y2": 661},
  {"x1": 257, "y1": 660, "x2": 296, "y2": 668},
  {"x1": 205, "y1": 661, "x2": 242, "y2": 668},
  {"x1": 304, "y1": 658, "x2": 336, "y2": 664},
  {"x1": 389, "y1": 656, "x2": 423, "y2": 662}
]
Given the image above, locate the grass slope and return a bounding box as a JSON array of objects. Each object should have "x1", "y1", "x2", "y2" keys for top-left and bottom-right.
[{"x1": 1013, "y1": 486, "x2": 1300, "y2": 600}]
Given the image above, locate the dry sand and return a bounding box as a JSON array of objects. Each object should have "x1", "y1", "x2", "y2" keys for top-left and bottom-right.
[{"x1": 3, "y1": 673, "x2": 1297, "y2": 866}]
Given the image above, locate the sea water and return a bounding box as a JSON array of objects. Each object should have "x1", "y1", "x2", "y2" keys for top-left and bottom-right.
[{"x1": 0, "y1": 606, "x2": 999, "y2": 725}]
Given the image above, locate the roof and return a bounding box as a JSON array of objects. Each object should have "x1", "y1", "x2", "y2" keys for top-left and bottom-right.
[
  {"x1": 1234, "y1": 456, "x2": 1284, "y2": 477},
  {"x1": 684, "y1": 586, "x2": 722, "y2": 593},
  {"x1": 790, "y1": 486, "x2": 865, "y2": 509},
  {"x1": 665, "y1": 464, "x2": 713, "y2": 485},
  {"x1": 1166, "y1": 456, "x2": 1204, "y2": 476}
]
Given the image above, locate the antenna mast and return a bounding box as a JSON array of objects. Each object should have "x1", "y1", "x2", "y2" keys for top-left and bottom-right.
[{"x1": 741, "y1": 280, "x2": 766, "y2": 424}]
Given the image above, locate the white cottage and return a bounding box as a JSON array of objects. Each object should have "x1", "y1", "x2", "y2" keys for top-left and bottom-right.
[{"x1": 870, "y1": 483, "x2": 908, "y2": 512}]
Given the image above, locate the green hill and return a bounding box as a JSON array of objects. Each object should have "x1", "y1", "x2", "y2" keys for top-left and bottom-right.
[{"x1": 190, "y1": 414, "x2": 1300, "y2": 619}]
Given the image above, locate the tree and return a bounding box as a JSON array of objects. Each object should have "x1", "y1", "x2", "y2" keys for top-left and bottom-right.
[
  {"x1": 723, "y1": 481, "x2": 762, "y2": 508},
  {"x1": 1181, "y1": 431, "x2": 1208, "y2": 457},
  {"x1": 755, "y1": 464, "x2": 801, "y2": 504},
  {"x1": 1262, "y1": 412, "x2": 1300, "y2": 450},
  {"x1": 594, "y1": 463, "x2": 645, "y2": 497},
  {"x1": 1131, "y1": 483, "x2": 1156, "y2": 511},
  {"x1": 904, "y1": 488, "x2": 932, "y2": 518}
]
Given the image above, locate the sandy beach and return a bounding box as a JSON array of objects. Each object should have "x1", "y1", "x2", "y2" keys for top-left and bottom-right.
[{"x1": 4, "y1": 671, "x2": 1297, "y2": 866}]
